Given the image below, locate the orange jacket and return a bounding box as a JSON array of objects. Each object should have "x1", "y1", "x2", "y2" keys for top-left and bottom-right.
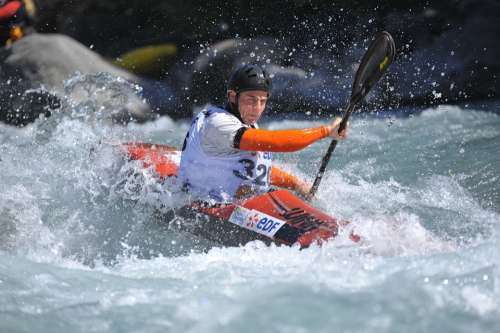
[{"x1": 238, "y1": 126, "x2": 330, "y2": 152}]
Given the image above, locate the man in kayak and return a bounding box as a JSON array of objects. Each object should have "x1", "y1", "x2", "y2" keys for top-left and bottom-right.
[{"x1": 178, "y1": 64, "x2": 348, "y2": 202}]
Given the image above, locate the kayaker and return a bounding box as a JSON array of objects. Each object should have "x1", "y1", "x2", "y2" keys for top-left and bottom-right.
[{"x1": 178, "y1": 64, "x2": 348, "y2": 202}]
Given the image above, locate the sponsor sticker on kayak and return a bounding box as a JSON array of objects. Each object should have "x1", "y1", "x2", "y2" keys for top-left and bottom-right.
[{"x1": 229, "y1": 206, "x2": 286, "y2": 238}]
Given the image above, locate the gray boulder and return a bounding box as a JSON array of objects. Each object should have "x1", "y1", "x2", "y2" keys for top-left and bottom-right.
[{"x1": 0, "y1": 33, "x2": 154, "y2": 126}]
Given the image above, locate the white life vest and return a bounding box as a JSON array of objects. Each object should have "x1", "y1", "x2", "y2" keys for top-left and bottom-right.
[{"x1": 178, "y1": 106, "x2": 272, "y2": 202}]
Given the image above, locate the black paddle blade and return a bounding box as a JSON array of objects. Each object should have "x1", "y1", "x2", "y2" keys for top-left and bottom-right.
[
  {"x1": 351, "y1": 31, "x2": 396, "y2": 104},
  {"x1": 308, "y1": 32, "x2": 396, "y2": 200}
]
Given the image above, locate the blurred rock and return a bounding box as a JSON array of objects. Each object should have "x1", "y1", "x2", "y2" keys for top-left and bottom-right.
[
  {"x1": 0, "y1": 32, "x2": 155, "y2": 125},
  {"x1": 384, "y1": 0, "x2": 500, "y2": 106},
  {"x1": 175, "y1": 37, "x2": 355, "y2": 116}
]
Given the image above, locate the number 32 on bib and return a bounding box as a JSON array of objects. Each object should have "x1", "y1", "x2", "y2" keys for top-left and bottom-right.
[{"x1": 233, "y1": 153, "x2": 271, "y2": 187}]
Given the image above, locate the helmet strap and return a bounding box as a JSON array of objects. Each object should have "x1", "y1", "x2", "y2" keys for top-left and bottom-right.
[
  {"x1": 235, "y1": 92, "x2": 240, "y2": 114},
  {"x1": 226, "y1": 91, "x2": 243, "y2": 123}
]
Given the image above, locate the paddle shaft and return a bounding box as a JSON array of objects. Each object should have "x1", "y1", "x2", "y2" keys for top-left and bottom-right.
[{"x1": 307, "y1": 101, "x2": 357, "y2": 200}]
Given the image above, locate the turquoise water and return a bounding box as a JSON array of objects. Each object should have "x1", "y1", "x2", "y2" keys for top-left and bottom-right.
[{"x1": 0, "y1": 77, "x2": 499, "y2": 332}]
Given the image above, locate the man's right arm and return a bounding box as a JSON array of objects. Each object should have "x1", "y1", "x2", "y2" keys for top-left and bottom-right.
[{"x1": 235, "y1": 117, "x2": 348, "y2": 152}]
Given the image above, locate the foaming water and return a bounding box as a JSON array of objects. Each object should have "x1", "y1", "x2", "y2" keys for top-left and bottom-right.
[{"x1": 1, "y1": 76, "x2": 499, "y2": 332}]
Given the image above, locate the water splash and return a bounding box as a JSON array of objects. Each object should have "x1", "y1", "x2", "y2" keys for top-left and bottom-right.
[{"x1": 1, "y1": 100, "x2": 500, "y2": 332}]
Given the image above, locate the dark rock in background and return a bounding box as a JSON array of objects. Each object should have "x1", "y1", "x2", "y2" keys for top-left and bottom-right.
[
  {"x1": 385, "y1": 0, "x2": 500, "y2": 106},
  {"x1": 27, "y1": 0, "x2": 500, "y2": 117}
]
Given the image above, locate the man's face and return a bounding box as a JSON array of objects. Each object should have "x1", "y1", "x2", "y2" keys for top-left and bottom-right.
[{"x1": 229, "y1": 90, "x2": 268, "y2": 125}]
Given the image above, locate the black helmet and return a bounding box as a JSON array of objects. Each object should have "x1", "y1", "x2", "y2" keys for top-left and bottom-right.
[{"x1": 227, "y1": 64, "x2": 272, "y2": 96}]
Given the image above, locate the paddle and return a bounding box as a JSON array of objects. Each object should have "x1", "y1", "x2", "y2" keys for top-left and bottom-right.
[{"x1": 306, "y1": 31, "x2": 396, "y2": 200}]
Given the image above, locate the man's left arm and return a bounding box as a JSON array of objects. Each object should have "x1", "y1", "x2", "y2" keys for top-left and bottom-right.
[{"x1": 270, "y1": 165, "x2": 311, "y2": 197}]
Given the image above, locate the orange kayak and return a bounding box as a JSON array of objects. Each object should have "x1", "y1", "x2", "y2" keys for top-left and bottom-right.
[{"x1": 122, "y1": 143, "x2": 360, "y2": 248}]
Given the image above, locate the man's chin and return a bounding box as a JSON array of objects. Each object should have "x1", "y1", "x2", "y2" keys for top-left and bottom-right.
[{"x1": 244, "y1": 117, "x2": 259, "y2": 125}]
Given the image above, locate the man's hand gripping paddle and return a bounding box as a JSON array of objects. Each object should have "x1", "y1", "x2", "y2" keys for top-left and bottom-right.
[{"x1": 306, "y1": 31, "x2": 396, "y2": 200}]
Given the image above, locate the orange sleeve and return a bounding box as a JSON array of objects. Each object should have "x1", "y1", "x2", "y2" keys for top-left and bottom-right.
[
  {"x1": 270, "y1": 165, "x2": 302, "y2": 190},
  {"x1": 238, "y1": 126, "x2": 330, "y2": 152}
]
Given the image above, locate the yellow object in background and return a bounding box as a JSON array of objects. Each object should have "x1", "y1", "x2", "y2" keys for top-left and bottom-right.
[
  {"x1": 114, "y1": 44, "x2": 177, "y2": 78},
  {"x1": 10, "y1": 26, "x2": 23, "y2": 40},
  {"x1": 6, "y1": 26, "x2": 23, "y2": 46},
  {"x1": 23, "y1": 0, "x2": 36, "y2": 18}
]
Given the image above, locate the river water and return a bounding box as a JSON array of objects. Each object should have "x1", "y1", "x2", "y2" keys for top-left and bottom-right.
[{"x1": 1, "y1": 76, "x2": 499, "y2": 332}]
